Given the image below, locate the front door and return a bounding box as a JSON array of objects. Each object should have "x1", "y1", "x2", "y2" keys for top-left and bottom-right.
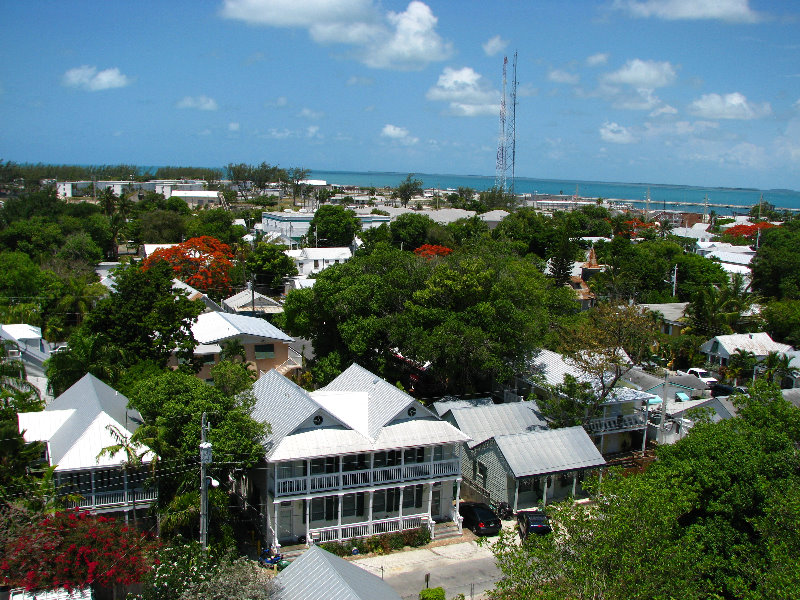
[
  {"x1": 278, "y1": 501, "x2": 293, "y2": 543},
  {"x1": 431, "y1": 486, "x2": 441, "y2": 519}
]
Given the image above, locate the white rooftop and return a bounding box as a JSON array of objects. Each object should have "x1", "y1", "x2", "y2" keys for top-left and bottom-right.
[{"x1": 192, "y1": 311, "x2": 292, "y2": 344}]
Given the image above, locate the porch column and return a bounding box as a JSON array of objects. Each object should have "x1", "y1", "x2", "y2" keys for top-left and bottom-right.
[
  {"x1": 306, "y1": 459, "x2": 311, "y2": 494},
  {"x1": 398, "y1": 486, "x2": 404, "y2": 528},
  {"x1": 429, "y1": 445, "x2": 435, "y2": 477},
  {"x1": 454, "y1": 479, "x2": 462, "y2": 533},
  {"x1": 369, "y1": 452, "x2": 375, "y2": 486},
  {"x1": 338, "y1": 456, "x2": 343, "y2": 490},
  {"x1": 427, "y1": 483, "x2": 434, "y2": 539},
  {"x1": 123, "y1": 470, "x2": 129, "y2": 523},
  {"x1": 273, "y1": 502, "x2": 280, "y2": 551},
  {"x1": 400, "y1": 449, "x2": 405, "y2": 479},
  {"x1": 513, "y1": 479, "x2": 519, "y2": 513},
  {"x1": 542, "y1": 476, "x2": 549, "y2": 507},
  {"x1": 368, "y1": 490, "x2": 374, "y2": 536},
  {"x1": 91, "y1": 471, "x2": 96, "y2": 508},
  {"x1": 600, "y1": 433, "x2": 606, "y2": 454},
  {"x1": 572, "y1": 472, "x2": 578, "y2": 497},
  {"x1": 305, "y1": 498, "x2": 311, "y2": 546},
  {"x1": 337, "y1": 493, "x2": 343, "y2": 540}
]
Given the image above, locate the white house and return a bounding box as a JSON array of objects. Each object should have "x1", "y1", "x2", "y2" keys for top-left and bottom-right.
[
  {"x1": 17, "y1": 374, "x2": 155, "y2": 520},
  {"x1": 287, "y1": 247, "x2": 352, "y2": 277},
  {"x1": 246, "y1": 364, "x2": 469, "y2": 550},
  {"x1": 699, "y1": 332, "x2": 792, "y2": 366},
  {"x1": 223, "y1": 289, "x2": 284, "y2": 315}
]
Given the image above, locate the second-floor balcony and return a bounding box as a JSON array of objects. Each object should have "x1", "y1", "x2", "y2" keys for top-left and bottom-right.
[
  {"x1": 64, "y1": 486, "x2": 158, "y2": 510},
  {"x1": 586, "y1": 411, "x2": 647, "y2": 434},
  {"x1": 275, "y1": 458, "x2": 460, "y2": 498}
]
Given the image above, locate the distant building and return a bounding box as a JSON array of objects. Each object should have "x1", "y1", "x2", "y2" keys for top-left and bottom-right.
[{"x1": 700, "y1": 332, "x2": 792, "y2": 366}]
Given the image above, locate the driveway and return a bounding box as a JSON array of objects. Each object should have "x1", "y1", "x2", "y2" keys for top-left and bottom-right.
[{"x1": 352, "y1": 539, "x2": 501, "y2": 600}]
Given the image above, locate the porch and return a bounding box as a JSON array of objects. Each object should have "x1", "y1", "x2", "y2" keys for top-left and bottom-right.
[{"x1": 57, "y1": 468, "x2": 158, "y2": 512}]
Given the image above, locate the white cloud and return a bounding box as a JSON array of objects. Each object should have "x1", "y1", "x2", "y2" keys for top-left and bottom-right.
[
  {"x1": 604, "y1": 59, "x2": 677, "y2": 88},
  {"x1": 689, "y1": 92, "x2": 771, "y2": 119},
  {"x1": 346, "y1": 75, "x2": 374, "y2": 86},
  {"x1": 548, "y1": 69, "x2": 579, "y2": 85},
  {"x1": 267, "y1": 128, "x2": 293, "y2": 139},
  {"x1": 228, "y1": 122, "x2": 240, "y2": 131},
  {"x1": 62, "y1": 65, "x2": 131, "y2": 91},
  {"x1": 306, "y1": 125, "x2": 321, "y2": 138},
  {"x1": 587, "y1": 53, "x2": 609, "y2": 67},
  {"x1": 426, "y1": 66, "x2": 499, "y2": 117},
  {"x1": 600, "y1": 121, "x2": 636, "y2": 144},
  {"x1": 650, "y1": 104, "x2": 678, "y2": 117},
  {"x1": 176, "y1": 95, "x2": 218, "y2": 110},
  {"x1": 688, "y1": 140, "x2": 768, "y2": 168},
  {"x1": 643, "y1": 120, "x2": 718, "y2": 137},
  {"x1": 274, "y1": 96, "x2": 288, "y2": 107},
  {"x1": 298, "y1": 107, "x2": 324, "y2": 119},
  {"x1": 198, "y1": 129, "x2": 212, "y2": 136},
  {"x1": 794, "y1": 98, "x2": 800, "y2": 111},
  {"x1": 613, "y1": 0, "x2": 762, "y2": 23},
  {"x1": 482, "y1": 35, "x2": 508, "y2": 56},
  {"x1": 222, "y1": 0, "x2": 452, "y2": 70},
  {"x1": 381, "y1": 124, "x2": 418, "y2": 145}
]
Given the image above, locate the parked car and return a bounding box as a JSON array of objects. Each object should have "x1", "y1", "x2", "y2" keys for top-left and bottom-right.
[
  {"x1": 459, "y1": 502, "x2": 502, "y2": 536},
  {"x1": 687, "y1": 368, "x2": 718, "y2": 386},
  {"x1": 516, "y1": 510, "x2": 551, "y2": 540},
  {"x1": 710, "y1": 383, "x2": 747, "y2": 397}
]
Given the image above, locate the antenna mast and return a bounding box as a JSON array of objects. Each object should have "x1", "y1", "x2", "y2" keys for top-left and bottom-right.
[{"x1": 494, "y1": 53, "x2": 518, "y2": 197}]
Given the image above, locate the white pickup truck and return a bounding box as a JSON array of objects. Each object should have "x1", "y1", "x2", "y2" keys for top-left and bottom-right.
[{"x1": 685, "y1": 367, "x2": 718, "y2": 386}]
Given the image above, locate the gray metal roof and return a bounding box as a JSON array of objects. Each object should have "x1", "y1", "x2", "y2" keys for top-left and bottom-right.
[
  {"x1": 321, "y1": 364, "x2": 423, "y2": 440},
  {"x1": 19, "y1": 374, "x2": 146, "y2": 471},
  {"x1": 449, "y1": 402, "x2": 548, "y2": 448},
  {"x1": 192, "y1": 311, "x2": 293, "y2": 344},
  {"x1": 491, "y1": 426, "x2": 606, "y2": 478},
  {"x1": 275, "y1": 545, "x2": 402, "y2": 600},
  {"x1": 251, "y1": 366, "x2": 469, "y2": 460},
  {"x1": 432, "y1": 396, "x2": 493, "y2": 418}
]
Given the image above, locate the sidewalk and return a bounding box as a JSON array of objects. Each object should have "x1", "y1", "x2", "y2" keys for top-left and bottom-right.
[{"x1": 351, "y1": 539, "x2": 494, "y2": 576}]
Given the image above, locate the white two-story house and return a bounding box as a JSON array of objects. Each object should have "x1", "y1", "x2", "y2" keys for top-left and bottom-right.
[{"x1": 248, "y1": 364, "x2": 469, "y2": 550}]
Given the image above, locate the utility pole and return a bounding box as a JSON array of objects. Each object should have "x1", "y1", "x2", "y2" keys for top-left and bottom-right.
[
  {"x1": 672, "y1": 264, "x2": 678, "y2": 297},
  {"x1": 199, "y1": 412, "x2": 212, "y2": 549}
]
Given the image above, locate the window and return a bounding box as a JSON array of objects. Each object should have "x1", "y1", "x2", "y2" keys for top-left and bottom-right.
[
  {"x1": 313, "y1": 260, "x2": 319, "y2": 269},
  {"x1": 254, "y1": 344, "x2": 275, "y2": 359},
  {"x1": 342, "y1": 492, "x2": 365, "y2": 517},
  {"x1": 433, "y1": 446, "x2": 443, "y2": 462},
  {"x1": 373, "y1": 490, "x2": 385, "y2": 513},
  {"x1": 311, "y1": 496, "x2": 338, "y2": 521},
  {"x1": 404, "y1": 447, "x2": 425, "y2": 464},
  {"x1": 342, "y1": 454, "x2": 369, "y2": 472},
  {"x1": 477, "y1": 462, "x2": 488, "y2": 488},
  {"x1": 374, "y1": 450, "x2": 401, "y2": 468},
  {"x1": 202, "y1": 353, "x2": 216, "y2": 365},
  {"x1": 311, "y1": 456, "x2": 338, "y2": 474},
  {"x1": 402, "y1": 485, "x2": 424, "y2": 509}
]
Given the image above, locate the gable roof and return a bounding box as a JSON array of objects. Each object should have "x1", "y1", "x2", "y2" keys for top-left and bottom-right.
[
  {"x1": 250, "y1": 366, "x2": 469, "y2": 460},
  {"x1": 448, "y1": 402, "x2": 547, "y2": 448},
  {"x1": 275, "y1": 545, "x2": 402, "y2": 600},
  {"x1": 192, "y1": 311, "x2": 292, "y2": 344},
  {"x1": 491, "y1": 426, "x2": 606, "y2": 478},
  {"x1": 700, "y1": 332, "x2": 792, "y2": 358},
  {"x1": 223, "y1": 289, "x2": 283, "y2": 312},
  {"x1": 17, "y1": 374, "x2": 149, "y2": 471},
  {"x1": 431, "y1": 396, "x2": 493, "y2": 418}
]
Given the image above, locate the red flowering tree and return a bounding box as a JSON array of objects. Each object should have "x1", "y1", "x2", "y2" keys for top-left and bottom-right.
[
  {"x1": 413, "y1": 244, "x2": 453, "y2": 259},
  {"x1": 1, "y1": 509, "x2": 158, "y2": 592},
  {"x1": 142, "y1": 236, "x2": 235, "y2": 300},
  {"x1": 723, "y1": 222, "x2": 777, "y2": 240}
]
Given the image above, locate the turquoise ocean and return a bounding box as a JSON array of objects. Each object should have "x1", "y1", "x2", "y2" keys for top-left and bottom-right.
[{"x1": 308, "y1": 169, "x2": 800, "y2": 216}]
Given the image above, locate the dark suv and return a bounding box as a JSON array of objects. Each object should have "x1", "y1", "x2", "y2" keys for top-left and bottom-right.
[
  {"x1": 516, "y1": 510, "x2": 551, "y2": 540},
  {"x1": 458, "y1": 502, "x2": 502, "y2": 536}
]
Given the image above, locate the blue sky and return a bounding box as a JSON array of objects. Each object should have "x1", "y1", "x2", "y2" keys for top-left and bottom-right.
[{"x1": 1, "y1": 0, "x2": 799, "y2": 190}]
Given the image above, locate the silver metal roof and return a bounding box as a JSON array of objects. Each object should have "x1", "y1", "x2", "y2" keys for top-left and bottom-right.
[
  {"x1": 492, "y1": 426, "x2": 606, "y2": 478},
  {"x1": 192, "y1": 311, "x2": 293, "y2": 344},
  {"x1": 275, "y1": 545, "x2": 402, "y2": 600},
  {"x1": 449, "y1": 402, "x2": 548, "y2": 448},
  {"x1": 431, "y1": 396, "x2": 493, "y2": 418},
  {"x1": 251, "y1": 366, "x2": 469, "y2": 461}
]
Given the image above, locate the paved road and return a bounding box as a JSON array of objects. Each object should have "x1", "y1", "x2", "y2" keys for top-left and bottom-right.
[{"x1": 353, "y1": 540, "x2": 501, "y2": 600}]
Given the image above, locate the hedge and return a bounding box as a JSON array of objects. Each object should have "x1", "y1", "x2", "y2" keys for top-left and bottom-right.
[{"x1": 319, "y1": 526, "x2": 431, "y2": 556}]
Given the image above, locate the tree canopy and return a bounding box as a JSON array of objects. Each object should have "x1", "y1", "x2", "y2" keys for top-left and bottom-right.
[{"x1": 305, "y1": 204, "x2": 360, "y2": 247}]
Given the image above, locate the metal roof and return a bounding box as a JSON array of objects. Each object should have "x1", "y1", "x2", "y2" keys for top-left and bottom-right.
[
  {"x1": 275, "y1": 545, "x2": 402, "y2": 600},
  {"x1": 639, "y1": 302, "x2": 688, "y2": 324},
  {"x1": 448, "y1": 402, "x2": 548, "y2": 448},
  {"x1": 223, "y1": 289, "x2": 283, "y2": 312},
  {"x1": 491, "y1": 426, "x2": 606, "y2": 478},
  {"x1": 251, "y1": 366, "x2": 469, "y2": 461},
  {"x1": 17, "y1": 374, "x2": 150, "y2": 471},
  {"x1": 191, "y1": 311, "x2": 293, "y2": 344},
  {"x1": 431, "y1": 396, "x2": 493, "y2": 418},
  {"x1": 700, "y1": 332, "x2": 792, "y2": 358}
]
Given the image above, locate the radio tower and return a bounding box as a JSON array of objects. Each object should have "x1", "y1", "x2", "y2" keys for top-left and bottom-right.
[{"x1": 495, "y1": 52, "x2": 518, "y2": 196}]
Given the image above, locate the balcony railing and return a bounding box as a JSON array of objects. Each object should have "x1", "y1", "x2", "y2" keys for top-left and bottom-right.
[
  {"x1": 586, "y1": 412, "x2": 647, "y2": 434},
  {"x1": 64, "y1": 487, "x2": 158, "y2": 509},
  {"x1": 309, "y1": 513, "x2": 431, "y2": 544},
  {"x1": 275, "y1": 458, "x2": 460, "y2": 497}
]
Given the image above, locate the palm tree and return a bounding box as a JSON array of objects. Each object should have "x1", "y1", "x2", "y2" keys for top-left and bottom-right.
[
  {"x1": 683, "y1": 274, "x2": 760, "y2": 338},
  {"x1": 763, "y1": 351, "x2": 798, "y2": 388},
  {"x1": 44, "y1": 331, "x2": 127, "y2": 397},
  {"x1": 97, "y1": 424, "x2": 152, "y2": 528},
  {"x1": 1, "y1": 340, "x2": 40, "y2": 400},
  {"x1": 727, "y1": 349, "x2": 757, "y2": 385}
]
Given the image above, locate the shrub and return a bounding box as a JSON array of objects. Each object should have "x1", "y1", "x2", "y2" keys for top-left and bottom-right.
[{"x1": 420, "y1": 587, "x2": 446, "y2": 600}]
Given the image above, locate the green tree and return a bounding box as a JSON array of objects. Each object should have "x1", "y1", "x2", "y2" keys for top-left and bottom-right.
[
  {"x1": 751, "y1": 221, "x2": 800, "y2": 299},
  {"x1": 396, "y1": 174, "x2": 423, "y2": 208},
  {"x1": 246, "y1": 242, "x2": 298, "y2": 292},
  {"x1": 96, "y1": 424, "x2": 151, "y2": 528},
  {"x1": 137, "y1": 209, "x2": 187, "y2": 243},
  {"x1": 489, "y1": 380, "x2": 800, "y2": 600},
  {"x1": 390, "y1": 212, "x2": 437, "y2": 251},
  {"x1": 306, "y1": 204, "x2": 360, "y2": 247},
  {"x1": 186, "y1": 208, "x2": 245, "y2": 245},
  {"x1": 83, "y1": 261, "x2": 203, "y2": 367},
  {"x1": 763, "y1": 298, "x2": 800, "y2": 345},
  {"x1": 548, "y1": 228, "x2": 577, "y2": 288}
]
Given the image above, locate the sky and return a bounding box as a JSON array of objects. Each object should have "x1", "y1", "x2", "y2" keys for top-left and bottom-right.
[{"x1": 1, "y1": 0, "x2": 799, "y2": 190}]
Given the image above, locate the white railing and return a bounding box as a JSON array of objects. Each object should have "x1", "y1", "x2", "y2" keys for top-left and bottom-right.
[
  {"x1": 309, "y1": 513, "x2": 430, "y2": 543},
  {"x1": 275, "y1": 459, "x2": 460, "y2": 497},
  {"x1": 65, "y1": 487, "x2": 158, "y2": 509},
  {"x1": 587, "y1": 412, "x2": 647, "y2": 434}
]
